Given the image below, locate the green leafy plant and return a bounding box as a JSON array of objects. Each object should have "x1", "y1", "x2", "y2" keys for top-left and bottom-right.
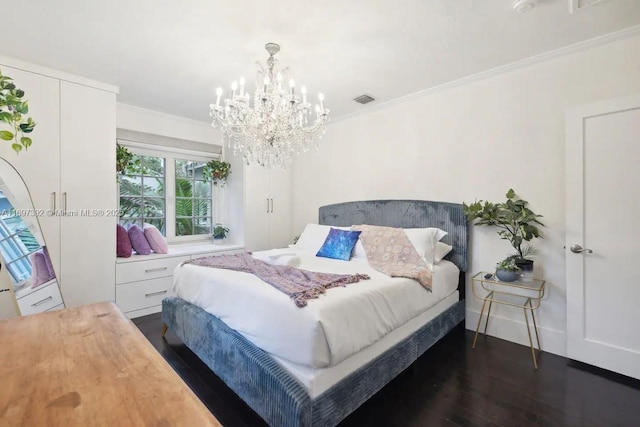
[
  {"x1": 0, "y1": 68, "x2": 36, "y2": 153},
  {"x1": 212, "y1": 223, "x2": 229, "y2": 239},
  {"x1": 496, "y1": 257, "x2": 521, "y2": 272},
  {"x1": 464, "y1": 189, "x2": 544, "y2": 259},
  {"x1": 116, "y1": 144, "x2": 136, "y2": 174},
  {"x1": 202, "y1": 159, "x2": 231, "y2": 186}
]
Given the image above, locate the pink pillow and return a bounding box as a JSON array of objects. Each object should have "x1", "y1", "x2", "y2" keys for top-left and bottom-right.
[
  {"x1": 143, "y1": 224, "x2": 168, "y2": 254},
  {"x1": 128, "y1": 225, "x2": 151, "y2": 255},
  {"x1": 116, "y1": 224, "x2": 133, "y2": 258}
]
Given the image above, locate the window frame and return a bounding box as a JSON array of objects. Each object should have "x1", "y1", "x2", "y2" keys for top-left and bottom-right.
[{"x1": 118, "y1": 143, "x2": 221, "y2": 243}]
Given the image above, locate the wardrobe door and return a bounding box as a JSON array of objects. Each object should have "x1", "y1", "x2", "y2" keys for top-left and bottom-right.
[
  {"x1": 243, "y1": 164, "x2": 270, "y2": 251},
  {"x1": 0, "y1": 65, "x2": 61, "y2": 277},
  {"x1": 267, "y1": 167, "x2": 292, "y2": 249},
  {"x1": 59, "y1": 81, "x2": 116, "y2": 306}
]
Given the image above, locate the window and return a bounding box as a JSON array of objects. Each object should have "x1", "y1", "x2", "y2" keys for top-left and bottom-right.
[
  {"x1": 119, "y1": 154, "x2": 166, "y2": 233},
  {"x1": 118, "y1": 146, "x2": 217, "y2": 242},
  {"x1": 0, "y1": 191, "x2": 41, "y2": 285},
  {"x1": 175, "y1": 160, "x2": 212, "y2": 236}
]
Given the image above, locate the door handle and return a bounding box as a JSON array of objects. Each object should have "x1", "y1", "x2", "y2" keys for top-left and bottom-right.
[
  {"x1": 266, "y1": 198, "x2": 269, "y2": 213},
  {"x1": 270, "y1": 198, "x2": 274, "y2": 213},
  {"x1": 51, "y1": 192, "x2": 56, "y2": 211},
  {"x1": 62, "y1": 192, "x2": 68, "y2": 212},
  {"x1": 570, "y1": 244, "x2": 593, "y2": 254}
]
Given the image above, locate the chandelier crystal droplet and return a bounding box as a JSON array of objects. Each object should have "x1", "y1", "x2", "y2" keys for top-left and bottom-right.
[{"x1": 210, "y1": 43, "x2": 330, "y2": 169}]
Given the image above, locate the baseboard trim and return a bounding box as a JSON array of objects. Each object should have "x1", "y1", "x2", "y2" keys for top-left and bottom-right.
[{"x1": 465, "y1": 309, "x2": 567, "y2": 357}]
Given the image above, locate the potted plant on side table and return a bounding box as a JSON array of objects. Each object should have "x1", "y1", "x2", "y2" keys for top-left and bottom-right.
[
  {"x1": 495, "y1": 257, "x2": 521, "y2": 282},
  {"x1": 212, "y1": 223, "x2": 229, "y2": 245},
  {"x1": 464, "y1": 189, "x2": 544, "y2": 281}
]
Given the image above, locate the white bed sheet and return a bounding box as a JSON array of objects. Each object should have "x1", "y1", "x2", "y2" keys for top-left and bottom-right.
[
  {"x1": 173, "y1": 249, "x2": 459, "y2": 368},
  {"x1": 274, "y1": 291, "x2": 459, "y2": 398}
]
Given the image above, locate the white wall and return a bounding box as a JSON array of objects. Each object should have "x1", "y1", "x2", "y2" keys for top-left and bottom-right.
[
  {"x1": 117, "y1": 103, "x2": 218, "y2": 144},
  {"x1": 291, "y1": 35, "x2": 640, "y2": 356}
]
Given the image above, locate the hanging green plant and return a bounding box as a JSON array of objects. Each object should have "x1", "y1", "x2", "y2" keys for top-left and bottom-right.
[
  {"x1": 202, "y1": 159, "x2": 231, "y2": 186},
  {"x1": 116, "y1": 144, "x2": 134, "y2": 174},
  {"x1": 0, "y1": 68, "x2": 37, "y2": 153}
]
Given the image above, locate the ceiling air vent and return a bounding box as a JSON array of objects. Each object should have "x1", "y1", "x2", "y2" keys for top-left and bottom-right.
[
  {"x1": 569, "y1": 0, "x2": 610, "y2": 13},
  {"x1": 354, "y1": 94, "x2": 376, "y2": 105}
]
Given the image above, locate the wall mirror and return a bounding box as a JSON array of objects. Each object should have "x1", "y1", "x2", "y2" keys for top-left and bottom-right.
[{"x1": 0, "y1": 157, "x2": 64, "y2": 317}]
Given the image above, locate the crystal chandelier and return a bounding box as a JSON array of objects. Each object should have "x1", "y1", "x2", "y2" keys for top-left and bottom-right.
[{"x1": 210, "y1": 43, "x2": 330, "y2": 168}]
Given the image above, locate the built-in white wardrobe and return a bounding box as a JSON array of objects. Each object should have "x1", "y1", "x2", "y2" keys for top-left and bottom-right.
[
  {"x1": 243, "y1": 164, "x2": 292, "y2": 251},
  {"x1": 0, "y1": 56, "x2": 118, "y2": 307}
]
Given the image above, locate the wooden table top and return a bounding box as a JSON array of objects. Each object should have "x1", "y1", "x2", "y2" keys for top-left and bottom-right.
[{"x1": 0, "y1": 302, "x2": 221, "y2": 427}]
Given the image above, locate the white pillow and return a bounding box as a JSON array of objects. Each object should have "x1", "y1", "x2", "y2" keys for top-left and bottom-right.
[
  {"x1": 403, "y1": 227, "x2": 448, "y2": 267},
  {"x1": 294, "y1": 224, "x2": 333, "y2": 253},
  {"x1": 434, "y1": 242, "x2": 453, "y2": 264}
]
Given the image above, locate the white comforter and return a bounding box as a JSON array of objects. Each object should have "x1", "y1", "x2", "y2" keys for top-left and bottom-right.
[{"x1": 173, "y1": 249, "x2": 459, "y2": 368}]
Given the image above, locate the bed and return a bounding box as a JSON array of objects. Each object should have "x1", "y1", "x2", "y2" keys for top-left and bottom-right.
[{"x1": 162, "y1": 199, "x2": 468, "y2": 427}]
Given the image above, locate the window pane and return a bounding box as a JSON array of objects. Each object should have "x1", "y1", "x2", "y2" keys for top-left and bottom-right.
[
  {"x1": 15, "y1": 230, "x2": 39, "y2": 253},
  {"x1": 175, "y1": 217, "x2": 193, "y2": 236},
  {"x1": 142, "y1": 176, "x2": 164, "y2": 197},
  {"x1": 143, "y1": 199, "x2": 165, "y2": 218},
  {"x1": 194, "y1": 217, "x2": 211, "y2": 235},
  {"x1": 119, "y1": 196, "x2": 144, "y2": 218},
  {"x1": 193, "y1": 199, "x2": 212, "y2": 217},
  {"x1": 118, "y1": 153, "x2": 166, "y2": 236},
  {"x1": 2, "y1": 215, "x2": 28, "y2": 235},
  {"x1": 175, "y1": 197, "x2": 193, "y2": 217},
  {"x1": 194, "y1": 180, "x2": 212, "y2": 198},
  {"x1": 119, "y1": 176, "x2": 143, "y2": 196},
  {"x1": 175, "y1": 160, "x2": 194, "y2": 179},
  {"x1": 142, "y1": 156, "x2": 164, "y2": 177},
  {"x1": 174, "y1": 159, "x2": 214, "y2": 238},
  {"x1": 175, "y1": 178, "x2": 192, "y2": 198}
]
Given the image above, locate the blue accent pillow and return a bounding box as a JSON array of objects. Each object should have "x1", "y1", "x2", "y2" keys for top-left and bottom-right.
[{"x1": 316, "y1": 228, "x2": 362, "y2": 261}]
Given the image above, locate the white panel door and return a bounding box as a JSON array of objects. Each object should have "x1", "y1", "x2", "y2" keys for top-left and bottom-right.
[
  {"x1": 243, "y1": 164, "x2": 270, "y2": 251},
  {"x1": 268, "y1": 167, "x2": 292, "y2": 249},
  {"x1": 566, "y1": 94, "x2": 640, "y2": 379},
  {"x1": 59, "y1": 81, "x2": 116, "y2": 306},
  {"x1": 0, "y1": 65, "x2": 61, "y2": 277}
]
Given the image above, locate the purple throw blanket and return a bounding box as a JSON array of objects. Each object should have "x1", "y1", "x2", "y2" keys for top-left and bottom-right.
[{"x1": 184, "y1": 253, "x2": 370, "y2": 308}]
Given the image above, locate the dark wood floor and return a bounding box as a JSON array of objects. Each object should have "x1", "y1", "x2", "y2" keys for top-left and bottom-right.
[{"x1": 133, "y1": 314, "x2": 640, "y2": 427}]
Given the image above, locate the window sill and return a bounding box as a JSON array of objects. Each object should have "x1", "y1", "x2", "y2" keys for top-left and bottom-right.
[{"x1": 116, "y1": 242, "x2": 244, "y2": 264}]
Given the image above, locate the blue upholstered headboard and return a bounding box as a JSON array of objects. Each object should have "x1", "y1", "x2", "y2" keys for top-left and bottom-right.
[{"x1": 319, "y1": 200, "x2": 468, "y2": 272}]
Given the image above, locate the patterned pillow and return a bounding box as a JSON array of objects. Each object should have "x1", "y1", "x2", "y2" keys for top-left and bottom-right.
[
  {"x1": 143, "y1": 223, "x2": 168, "y2": 254},
  {"x1": 316, "y1": 228, "x2": 361, "y2": 261},
  {"x1": 128, "y1": 224, "x2": 152, "y2": 255},
  {"x1": 116, "y1": 224, "x2": 133, "y2": 258}
]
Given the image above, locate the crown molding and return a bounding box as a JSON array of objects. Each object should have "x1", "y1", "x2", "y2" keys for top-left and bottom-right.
[{"x1": 332, "y1": 25, "x2": 640, "y2": 125}]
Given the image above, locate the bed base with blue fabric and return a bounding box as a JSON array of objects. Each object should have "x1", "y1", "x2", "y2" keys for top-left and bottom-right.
[{"x1": 162, "y1": 199, "x2": 468, "y2": 427}]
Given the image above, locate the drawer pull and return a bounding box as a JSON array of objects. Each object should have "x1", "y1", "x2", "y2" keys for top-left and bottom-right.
[
  {"x1": 31, "y1": 296, "x2": 53, "y2": 307},
  {"x1": 145, "y1": 290, "x2": 168, "y2": 297},
  {"x1": 145, "y1": 267, "x2": 168, "y2": 273}
]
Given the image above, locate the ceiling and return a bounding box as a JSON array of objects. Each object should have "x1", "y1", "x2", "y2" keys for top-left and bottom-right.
[{"x1": 2, "y1": 0, "x2": 640, "y2": 121}]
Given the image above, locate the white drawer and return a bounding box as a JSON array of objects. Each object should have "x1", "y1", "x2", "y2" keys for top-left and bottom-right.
[
  {"x1": 17, "y1": 282, "x2": 64, "y2": 316},
  {"x1": 116, "y1": 276, "x2": 174, "y2": 313},
  {"x1": 116, "y1": 256, "x2": 190, "y2": 284},
  {"x1": 192, "y1": 249, "x2": 244, "y2": 259}
]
